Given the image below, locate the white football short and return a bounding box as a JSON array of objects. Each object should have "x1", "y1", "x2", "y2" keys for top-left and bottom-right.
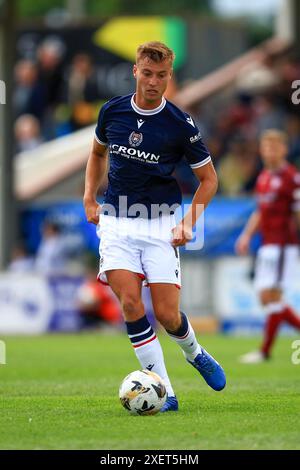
[
  {"x1": 254, "y1": 244, "x2": 299, "y2": 291},
  {"x1": 96, "y1": 215, "x2": 181, "y2": 288}
]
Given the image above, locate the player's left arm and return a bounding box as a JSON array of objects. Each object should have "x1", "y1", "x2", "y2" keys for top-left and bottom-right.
[{"x1": 172, "y1": 161, "x2": 218, "y2": 247}]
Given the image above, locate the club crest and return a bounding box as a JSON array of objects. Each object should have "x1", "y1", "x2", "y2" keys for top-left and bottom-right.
[{"x1": 129, "y1": 131, "x2": 143, "y2": 147}]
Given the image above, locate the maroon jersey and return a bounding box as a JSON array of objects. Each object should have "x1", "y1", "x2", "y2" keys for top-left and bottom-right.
[{"x1": 255, "y1": 163, "x2": 300, "y2": 245}]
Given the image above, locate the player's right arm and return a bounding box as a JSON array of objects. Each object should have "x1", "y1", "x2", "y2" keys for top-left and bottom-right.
[
  {"x1": 83, "y1": 139, "x2": 108, "y2": 225},
  {"x1": 235, "y1": 210, "x2": 261, "y2": 255}
]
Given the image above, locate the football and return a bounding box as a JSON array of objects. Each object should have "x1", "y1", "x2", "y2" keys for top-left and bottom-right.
[{"x1": 119, "y1": 369, "x2": 167, "y2": 415}]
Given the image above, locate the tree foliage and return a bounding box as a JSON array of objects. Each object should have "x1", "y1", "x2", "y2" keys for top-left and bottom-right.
[
  {"x1": 87, "y1": 0, "x2": 212, "y2": 16},
  {"x1": 18, "y1": 0, "x2": 64, "y2": 18},
  {"x1": 17, "y1": 0, "x2": 213, "y2": 18}
]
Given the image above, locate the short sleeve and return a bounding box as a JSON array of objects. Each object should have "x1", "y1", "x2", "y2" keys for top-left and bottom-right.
[
  {"x1": 95, "y1": 104, "x2": 108, "y2": 146},
  {"x1": 181, "y1": 114, "x2": 211, "y2": 169},
  {"x1": 292, "y1": 172, "x2": 300, "y2": 212}
]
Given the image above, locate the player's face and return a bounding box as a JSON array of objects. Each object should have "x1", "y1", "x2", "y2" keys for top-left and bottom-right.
[
  {"x1": 260, "y1": 138, "x2": 288, "y2": 169},
  {"x1": 133, "y1": 57, "x2": 172, "y2": 106}
]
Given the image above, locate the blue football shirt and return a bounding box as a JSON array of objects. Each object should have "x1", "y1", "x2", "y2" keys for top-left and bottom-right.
[{"x1": 95, "y1": 94, "x2": 211, "y2": 218}]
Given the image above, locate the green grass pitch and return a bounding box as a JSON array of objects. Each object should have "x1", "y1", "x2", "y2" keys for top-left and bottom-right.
[{"x1": 0, "y1": 332, "x2": 299, "y2": 450}]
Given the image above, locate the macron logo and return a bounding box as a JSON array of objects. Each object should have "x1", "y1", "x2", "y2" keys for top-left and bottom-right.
[
  {"x1": 186, "y1": 116, "x2": 195, "y2": 128},
  {"x1": 137, "y1": 119, "x2": 145, "y2": 129}
]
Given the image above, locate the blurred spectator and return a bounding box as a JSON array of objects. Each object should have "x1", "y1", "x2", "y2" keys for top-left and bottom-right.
[
  {"x1": 223, "y1": 94, "x2": 256, "y2": 140},
  {"x1": 35, "y1": 221, "x2": 69, "y2": 275},
  {"x1": 253, "y1": 95, "x2": 287, "y2": 136},
  {"x1": 64, "y1": 53, "x2": 99, "y2": 106},
  {"x1": 14, "y1": 114, "x2": 43, "y2": 153},
  {"x1": 236, "y1": 61, "x2": 279, "y2": 95},
  {"x1": 205, "y1": 137, "x2": 223, "y2": 167},
  {"x1": 69, "y1": 101, "x2": 96, "y2": 131},
  {"x1": 8, "y1": 243, "x2": 34, "y2": 273},
  {"x1": 286, "y1": 114, "x2": 300, "y2": 165},
  {"x1": 217, "y1": 137, "x2": 260, "y2": 195},
  {"x1": 77, "y1": 270, "x2": 122, "y2": 329},
  {"x1": 13, "y1": 60, "x2": 46, "y2": 119},
  {"x1": 57, "y1": 53, "x2": 101, "y2": 133},
  {"x1": 36, "y1": 37, "x2": 65, "y2": 139},
  {"x1": 239, "y1": 139, "x2": 262, "y2": 193},
  {"x1": 36, "y1": 37, "x2": 65, "y2": 107}
]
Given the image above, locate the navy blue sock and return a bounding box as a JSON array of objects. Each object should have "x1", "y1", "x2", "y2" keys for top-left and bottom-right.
[
  {"x1": 166, "y1": 312, "x2": 201, "y2": 360},
  {"x1": 125, "y1": 316, "x2": 156, "y2": 349},
  {"x1": 166, "y1": 311, "x2": 189, "y2": 337}
]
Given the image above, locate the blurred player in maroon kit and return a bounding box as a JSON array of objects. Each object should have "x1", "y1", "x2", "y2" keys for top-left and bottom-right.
[{"x1": 236, "y1": 129, "x2": 300, "y2": 363}]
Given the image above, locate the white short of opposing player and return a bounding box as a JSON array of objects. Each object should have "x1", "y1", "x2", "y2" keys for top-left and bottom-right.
[
  {"x1": 254, "y1": 244, "x2": 299, "y2": 292},
  {"x1": 97, "y1": 214, "x2": 181, "y2": 287},
  {"x1": 119, "y1": 369, "x2": 167, "y2": 415}
]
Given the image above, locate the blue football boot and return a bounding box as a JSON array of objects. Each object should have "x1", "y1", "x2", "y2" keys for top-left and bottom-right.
[
  {"x1": 160, "y1": 395, "x2": 179, "y2": 412},
  {"x1": 186, "y1": 348, "x2": 226, "y2": 391}
]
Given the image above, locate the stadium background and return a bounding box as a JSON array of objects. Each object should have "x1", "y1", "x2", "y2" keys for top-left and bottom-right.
[{"x1": 0, "y1": 0, "x2": 300, "y2": 451}]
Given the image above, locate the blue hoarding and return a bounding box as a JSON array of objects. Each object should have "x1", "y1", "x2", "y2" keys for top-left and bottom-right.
[{"x1": 20, "y1": 196, "x2": 261, "y2": 257}]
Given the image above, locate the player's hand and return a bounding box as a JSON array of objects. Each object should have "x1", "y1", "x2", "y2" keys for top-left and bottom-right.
[
  {"x1": 171, "y1": 222, "x2": 193, "y2": 247},
  {"x1": 235, "y1": 233, "x2": 250, "y2": 255},
  {"x1": 84, "y1": 199, "x2": 101, "y2": 225}
]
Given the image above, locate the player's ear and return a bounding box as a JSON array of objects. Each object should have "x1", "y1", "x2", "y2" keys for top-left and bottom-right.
[{"x1": 133, "y1": 64, "x2": 137, "y2": 79}]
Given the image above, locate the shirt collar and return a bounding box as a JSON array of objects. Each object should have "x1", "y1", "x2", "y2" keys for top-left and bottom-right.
[{"x1": 131, "y1": 94, "x2": 166, "y2": 116}]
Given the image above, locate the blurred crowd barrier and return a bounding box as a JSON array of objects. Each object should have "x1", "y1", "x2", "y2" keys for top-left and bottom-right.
[
  {"x1": 181, "y1": 257, "x2": 300, "y2": 334},
  {"x1": 1, "y1": 257, "x2": 300, "y2": 335},
  {"x1": 0, "y1": 273, "x2": 153, "y2": 335},
  {"x1": 0, "y1": 273, "x2": 83, "y2": 334}
]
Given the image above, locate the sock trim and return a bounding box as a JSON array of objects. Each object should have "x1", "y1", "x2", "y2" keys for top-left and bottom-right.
[
  {"x1": 133, "y1": 333, "x2": 157, "y2": 349},
  {"x1": 128, "y1": 325, "x2": 152, "y2": 339},
  {"x1": 125, "y1": 315, "x2": 151, "y2": 335},
  {"x1": 168, "y1": 328, "x2": 190, "y2": 340}
]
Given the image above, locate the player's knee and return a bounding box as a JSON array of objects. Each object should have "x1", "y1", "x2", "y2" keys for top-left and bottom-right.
[{"x1": 121, "y1": 295, "x2": 144, "y2": 320}]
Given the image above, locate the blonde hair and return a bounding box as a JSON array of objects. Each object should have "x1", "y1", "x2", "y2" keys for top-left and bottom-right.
[
  {"x1": 136, "y1": 41, "x2": 175, "y2": 65},
  {"x1": 260, "y1": 129, "x2": 288, "y2": 144}
]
